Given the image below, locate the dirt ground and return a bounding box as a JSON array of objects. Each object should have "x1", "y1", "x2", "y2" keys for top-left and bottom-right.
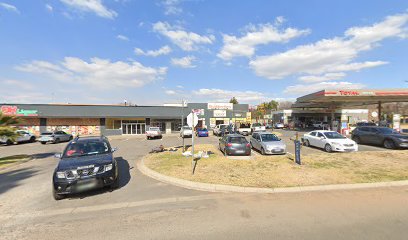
[{"x1": 144, "y1": 144, "x2": 408, "y2": 188}]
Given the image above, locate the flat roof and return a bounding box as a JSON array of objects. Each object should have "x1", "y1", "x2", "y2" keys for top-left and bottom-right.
[{"x1": 292, "y1": 89, "x2": 408, "y2": 109}]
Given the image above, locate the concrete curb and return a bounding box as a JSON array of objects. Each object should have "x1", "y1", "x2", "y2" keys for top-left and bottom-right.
[{"x1": 137, "y1": 158, "x2": 408, "y2": 193}]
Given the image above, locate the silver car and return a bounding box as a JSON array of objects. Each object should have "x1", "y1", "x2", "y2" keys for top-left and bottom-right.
[
  {"x1": 250, "y1": 132, "x2": 286, "y2": 155},
  {"x1": 39, "y1": 131, "x2": 73, "y2": 144}
]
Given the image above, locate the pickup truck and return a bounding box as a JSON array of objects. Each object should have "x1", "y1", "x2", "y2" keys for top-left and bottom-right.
[
  {"x1": 251, "y1": 123, "x2": 266, "y2": 133},
  {"x1": 146, "y1": 127, "x2": 162, "y2": 140},
  {"x1": 213, "y1": 124, "x2": 229, "y2": 136},
  {"x1": 0, "y1": 130, "x2": 36, "y2": 145},
  {"x1": 312, "y1": 121, "x2": 329, "y2": 129},
  {"x1": 238, "y1": 123, "x2": 251, "y2": 136}
]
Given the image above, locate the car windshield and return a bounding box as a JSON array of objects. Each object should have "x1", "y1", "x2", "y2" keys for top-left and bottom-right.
[
  {"x1": 63, "y1": 141, "x2": 111, "y2": 158},
  {"x1": 199, "y1": 128, "x2": 207, "y2": 131},
  {"x1": 261, "y1": 134, "x2": 280, "y2": 142},
  {"x1": 323, "y1": 132, "x2": 345, "y2": 139},
  {"x1": 240, "y1": 124, "x2": 251, "y2": 128},
  {"x1": 252, "y1": 123, "x2": 261, "y2": 127},
  {"x1": 183, "y1": 126, "x2": 192, "y2": 130},
  {"x1": 149, "y1": 127, "x2": 160, "y2": 131},
  {"x1": 376, "y1": 128, "x2": 398, "y2": 134},
  {"x1": 229, "y1": 137, "x2": 247, "y2": 144}
]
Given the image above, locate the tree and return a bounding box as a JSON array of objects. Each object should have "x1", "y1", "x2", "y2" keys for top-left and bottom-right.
[
  {"x1": 229, "y1": 97, "x2": 239, "y2": 104},
  {"x1": 0, "y1": 112, "x2": 21, "y2": 141}
]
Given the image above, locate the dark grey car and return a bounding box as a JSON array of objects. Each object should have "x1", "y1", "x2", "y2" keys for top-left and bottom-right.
[
  {"x1": 219, "y1": 134, "x2": 251, "y2": 156},
  {"x1": 351, "y1": 126, "x2": 408, "y2": 149}
]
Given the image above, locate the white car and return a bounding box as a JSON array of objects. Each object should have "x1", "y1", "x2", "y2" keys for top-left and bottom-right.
[
  {"x1": 274, "y1": 122, "x2": 285, "y2": 129},
  {"x1": 146, "y1": 127, "x2": 162, "y2": 140},
  {"x1": 302, "y1": 130, "x2": 358, "y2": 153},
  {"x1": 251, "y1": 123, "x2": 266, "y2": 133},
  {"x1": 238, "y1": 123, "x2": 251, "y2": 136},
  {"x1": 0, "y1": 130, "x2": 36, "y2": 145},
  {"x1": 180, "y1": 126, "x2": 193, "y2": 138},
  {"x1": 312, "y1": 121, "x2": 329, "y2": 129}
]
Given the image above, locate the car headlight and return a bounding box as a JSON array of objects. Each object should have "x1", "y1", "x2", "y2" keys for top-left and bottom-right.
[
  {"x1": 105, "y1": 164, "x2": 113, "y2": 171},
  {"x1": 56, "y1": 171, "x2": 66, "y2": 179}
]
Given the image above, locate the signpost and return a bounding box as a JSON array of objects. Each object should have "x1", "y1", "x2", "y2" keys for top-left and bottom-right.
[
  {"x1": 294, "y1": 140, "x2": 301, "y2": 165},
  {"x1": 187, "y1": 112, "x2": 199, "y2": 174}
]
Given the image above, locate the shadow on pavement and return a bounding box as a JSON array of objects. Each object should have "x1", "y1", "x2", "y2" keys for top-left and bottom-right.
[
  {"x1": 0, "y1": 167, "x2": 39, "y2": 195},
  {"x1": 67, "y1": 157, "x2": 131, "y2": 200}
]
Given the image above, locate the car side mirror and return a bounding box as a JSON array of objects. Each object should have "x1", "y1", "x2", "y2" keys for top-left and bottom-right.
[
  {"x1": 112, "y1": 147, "x2": 118, "y2": 153},
  {"x1": 320, "y1": 137, "x2": 325, "y2": 140},
  {"x1": 54, "y1": 153, "x2": 62, "y2": 159}
]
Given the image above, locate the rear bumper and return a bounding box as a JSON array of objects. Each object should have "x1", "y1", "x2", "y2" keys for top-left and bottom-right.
[
  {"x1": 39, "y1": 137, "x2": 55, "y2": 143},
  {"x1": 398, "y1": 142, "x2": 408, "y2": 148},
  {"x1": 53, "y1": 172, "x2": 116, "y2": 195},
  {"x1": 146, "y1": 134, "x2": 162, "y2": 138},
  {"x1": 226, "y1": 148, "x2": 251, "y2": 156}
]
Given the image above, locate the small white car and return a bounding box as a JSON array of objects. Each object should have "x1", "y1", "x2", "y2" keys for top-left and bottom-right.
[
  {"x1": 274, "y1": 122, "x2": 285, "y2": 129},
  {"x1": 0, "y1": 130, "x2": 36, "y2": 145},
  {"x1": 302, "y1": 130, "x2": 358, "y2": 152},
  {"x1": 146, "y1": 127, "x2": 162, "y2": 140},
  {"x1": 180, "y1": 126, "x2": 193, "y2": 138},
  {"x1": 213, "y1": 124, "x2": 229, "y2": 136},
  {"x1": 251, "y1": 123, "x2": 265, "y2": 133}
]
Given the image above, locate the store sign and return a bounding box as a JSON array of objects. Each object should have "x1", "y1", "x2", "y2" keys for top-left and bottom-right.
[
  {"x1": 192, "y1": 109, "x2": 205, "y2": 116},
  {"x1": 1, "y1": 105, "x2": 39, "y2": 116},
  {"x1": 246, "y1": 112, "x2": 252, "y2": 122},
  {"x1": 213, "y1": 110, "x2": 226, "y2": 117},
  {"x1": 208, "y1": 103, "x2": 233, "y2": 110}
]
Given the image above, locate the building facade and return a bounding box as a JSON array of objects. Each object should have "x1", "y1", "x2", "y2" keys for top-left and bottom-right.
[{"x1": 0, "y1": 103, "x2": 250, "y2": 136}]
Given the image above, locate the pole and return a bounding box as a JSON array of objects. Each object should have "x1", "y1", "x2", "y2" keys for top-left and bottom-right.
[
  {"x1": 191, "y1": 111, "x2": 195, "y2": 174},
  {"x1": 181, "y1": 99, "x2": 185, "y2": 152}
]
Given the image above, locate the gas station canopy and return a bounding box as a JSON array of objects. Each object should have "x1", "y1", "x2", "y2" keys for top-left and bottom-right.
[{"x1": 292, "y1": 89, "x2": 408, "y2": 109}]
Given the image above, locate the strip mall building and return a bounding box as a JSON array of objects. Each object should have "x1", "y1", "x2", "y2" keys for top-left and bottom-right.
[{"x1": 0, "y1": 103, "x2": 250, "y2": 136}]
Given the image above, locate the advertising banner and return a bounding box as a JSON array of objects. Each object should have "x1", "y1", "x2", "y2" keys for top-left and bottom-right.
[
  {"x1": 208, "y1": 103, "x2": 233, "y2": 110},
  {"x1": 213, "y1": 110, "x2": 226, "y2": 117}
]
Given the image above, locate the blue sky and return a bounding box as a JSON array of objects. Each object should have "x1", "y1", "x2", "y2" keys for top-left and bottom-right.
[{"x1": 0, "y1": 0, "x2": 407, "y2": 105}]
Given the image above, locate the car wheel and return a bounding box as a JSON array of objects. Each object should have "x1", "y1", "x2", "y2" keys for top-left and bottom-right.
[
  {"x1": 6, "y1": 139, "x2": 13, "y2": 145},
  {"x1": 29, "y1": 137, "x2": 36, "y2": 143},
  {"x1": 383, "y1": 139, "x2": 396, "y2": 149},
  {"x1": 110, "y1": 172, "x2": 120, "y2": 191},
  {"x1": 352, "y1": 136, "x2": 361, "y2": 144},
  {"x1": 261, "y1": 148, "x2": 266, "y2": 155},
  {"x1": 53, "y1": 188, "x2": 65, "y2": 201},
  {"x1": 41, "y1": 142, "x2": 46, "y2": 145},
  {"x1": 54, "y1": 138, "x2": 60, "y2": 144},
  {"x1": 324, "y1": 144, "x2": 333, "y2": 153},
  {"x1": 69, "y1": 136, "x2": 73, "y2": 141},
  {"x1": 223, "y1": 148, "x2": 228, "y2": 156},
  {"x1": 304, "y1": 139, "x2": 310, "y2": 147}
]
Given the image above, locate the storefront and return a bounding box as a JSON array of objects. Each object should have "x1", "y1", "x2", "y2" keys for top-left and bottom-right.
[{"x1": 0, "y1": 102, "x2": 250, "y2": 136}]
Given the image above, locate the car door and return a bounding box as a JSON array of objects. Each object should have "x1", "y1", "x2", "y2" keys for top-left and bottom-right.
[
  {"x1": 316, "y1": 132, "x2": 326, "y2": 148},
  {"x1": 250, "y1": 133, "x2": 257, "y2": 149},
  {"x1": 253, "y1": 133, "x2": 261, "y2": 150},
  {"x1": 357, "y1": 127, "x2": 371, "y2": 143},
  {"x1": 307, "y1": 132, "x2": 317, "y2": 146},
  {"x1": 368, "y1": 128, "x2": 383, "y2": 145}
]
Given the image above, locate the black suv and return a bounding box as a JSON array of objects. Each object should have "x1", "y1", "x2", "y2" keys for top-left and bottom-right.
[
  {"x1": 52, "y1": 136, "x2": 119, "y2": 200},
  {"x1": 351, "y1": 126, "x2": 408, "y2": 149}
]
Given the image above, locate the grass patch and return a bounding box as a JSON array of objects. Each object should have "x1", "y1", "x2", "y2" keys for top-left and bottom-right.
[
  {"x1": 144, "y1": 144, "x2": 408, "y2": 188},
  {"x1": 0, "y1": 154, "x2": 31, "y2": 168}
]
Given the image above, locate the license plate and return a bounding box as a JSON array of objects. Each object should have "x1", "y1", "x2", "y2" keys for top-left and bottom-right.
[
  {"x1": 235, "y1": 150, "x2": 244, "y2": 153},
  {"x1": 76, "y1": 180, "x2": 97, "y2": 191}
]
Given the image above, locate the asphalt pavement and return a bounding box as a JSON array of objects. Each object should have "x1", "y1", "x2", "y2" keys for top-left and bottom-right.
[{"x1": 0, "y1": 132, "x2": 407, "y2": 240}]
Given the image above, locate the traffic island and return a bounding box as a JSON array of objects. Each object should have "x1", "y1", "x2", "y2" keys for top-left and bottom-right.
[{"x1": 141, "y1": 144, "x2": 408, "y2": 191}]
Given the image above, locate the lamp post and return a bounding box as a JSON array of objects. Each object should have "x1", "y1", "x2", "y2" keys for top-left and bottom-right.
[{"x1": 181, "y1": 99, "x2": 185, "y2": 152}]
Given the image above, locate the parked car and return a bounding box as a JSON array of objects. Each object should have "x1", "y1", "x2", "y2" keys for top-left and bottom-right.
[
  {"x1": 146, "y1": 127, "x2": 162, "y2": 140},
  {"x1": 180, "y1": 126, "x2": 193, "y2": 138},
  {"x1": 356, "y1": 122, "x2": 377, "y2": 127},
  {"x1": 238, "y1": 123, "x2": 251, "y2": 136},
  {"x1": 265, "y1": 124, "x2": 273, "y2": 129},
  {"x1": 303, "y1": 130, "x2": 358, "y2": 152},
  {"x1": 52, "y1": 136, "x2": 119, "y2": 200},
  {"x1": 196, "y1": 128, "x2": 209, "y2": 137},
  {"x1": 219, "y1": 134, "x2": 251, "y2": 156},
  {"x1": 251, "y1": 123, "x2": 266, "y2": 133},
  {"x1": 213, "y1": 124, "x2": 229, "y2": 136},
  {"x1": 312, "y1": 121, "x2": 329, "y2": 129},
  {"x1": 250, "y1": 132, "x2": 286, "y2": 155},
  {"x1": 0, "y1": 130, "x2": 36, "y2": 145},
  {"x1": 351, "y1": 126, "x2": 408, "y2": 149},
  {"x1": 39, "y1": 131, "x2": 73, "y2": 144},
  {"x1": 274, "y1": 122, "x2": 284, "y2": 129}
]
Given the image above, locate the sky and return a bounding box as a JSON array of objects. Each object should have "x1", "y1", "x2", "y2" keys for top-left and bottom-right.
[{"x1": 0, "y1": 0, "x2": 407, "y2": 105}]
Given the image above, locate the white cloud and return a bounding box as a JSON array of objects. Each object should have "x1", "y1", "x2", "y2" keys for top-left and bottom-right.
[
  {"x1": 298, "y1": 72, "x2": 346, "y2": 82},
  {"x1": 60, "y1": 0, "x2": 117, "y2": 19},
  {"x1": 284, "y1": 81, "x2": 365, "y2": 96},
  {"x1": 16, "y1": 57, "x2": 167, "y2": 89},
  {"x1": 116, "y1": 34, "x2": 129, "y2": 41},
  {"x1": 134, "y1": 45, "x2": 172, "y2": 57},
  {"x1": 250, "y1": 13, "x2": 408, "y2": 80},
  {"x1": 153, "y1": 21, "x2": 215, "y2": 51},
  {"x1": 161, "y1": 0, "x2": 182, "y2": 15},
  {"x1": 192, "y1": 88, "x2": 269, "y2": 102},
  {"x1": 45, "y1": 4, "x2": 53, "y2": 12},
  {"x1": 171, "y1": 56, "x2": 196, "y2": 68},
  {"x1": 165, "y1": 90, "x2": 177, "y2": 95},
  {"x1": 0, "y1": 2, "x2": 19, "y2": 13},
  {"x1": 218, "y1": 20, "x2": 310, "y2": 60}
]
